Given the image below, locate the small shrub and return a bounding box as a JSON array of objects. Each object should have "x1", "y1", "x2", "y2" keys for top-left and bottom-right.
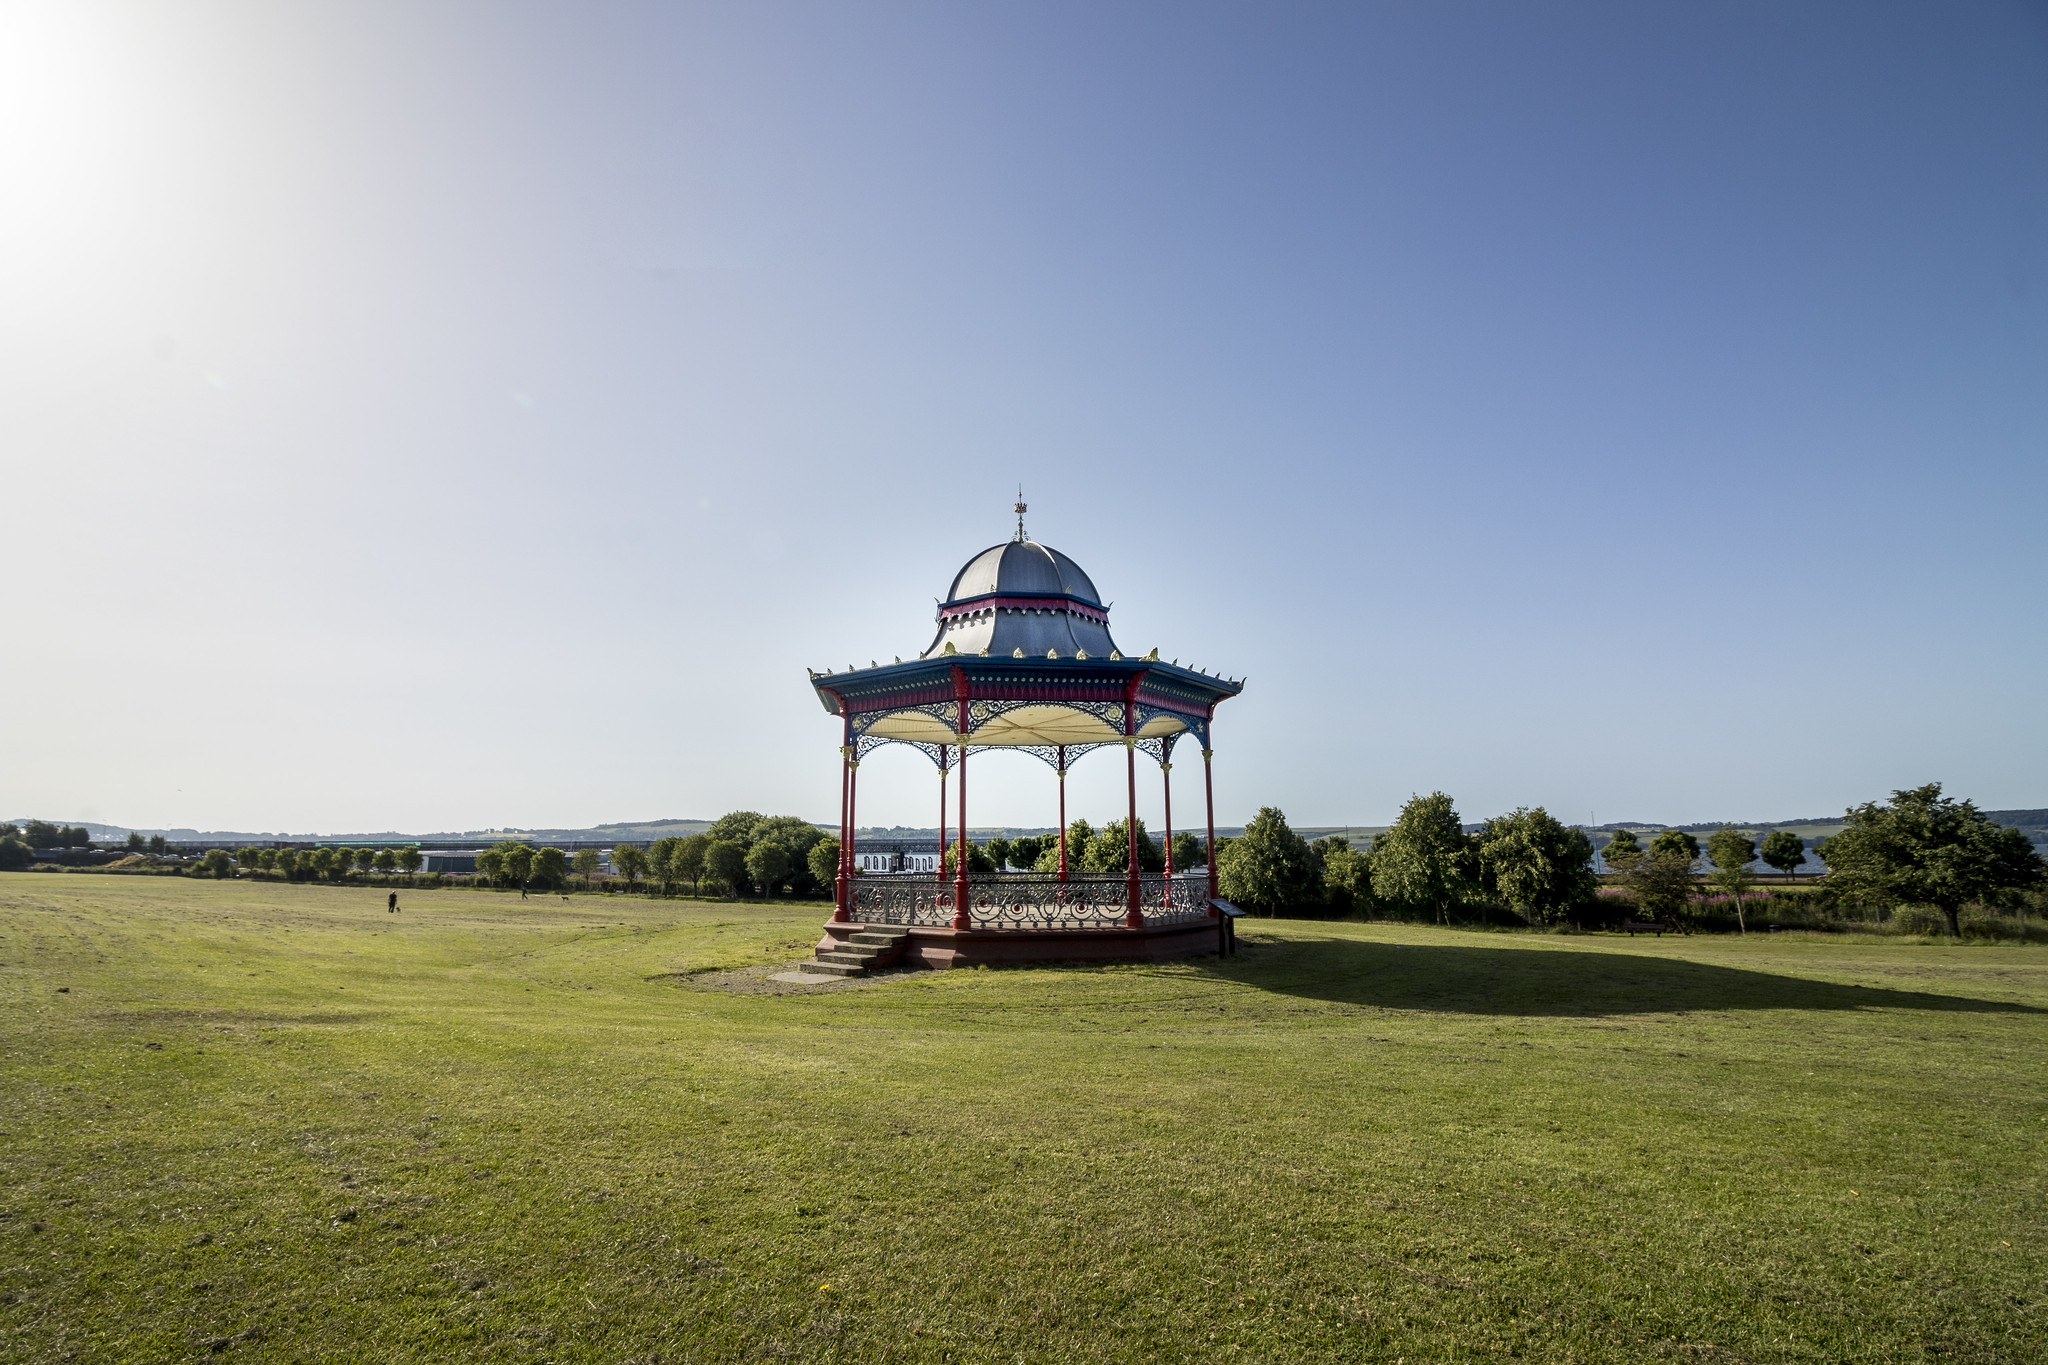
[{"x1": 1888, "y1": 905, "x2": 1948, "y2": 937}]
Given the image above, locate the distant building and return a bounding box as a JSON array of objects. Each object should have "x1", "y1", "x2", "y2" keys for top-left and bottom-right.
[
  {"x1": 853, "y1": 846, "x2": 941, "y2": 874},
  {"x1": 421, "y1": 851, "x2": 482, "y2": 874}
]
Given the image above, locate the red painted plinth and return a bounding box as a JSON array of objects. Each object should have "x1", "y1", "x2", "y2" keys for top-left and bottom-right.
[{"x1": 814, "y1": 919, "x2": 1222, "y2": 970}]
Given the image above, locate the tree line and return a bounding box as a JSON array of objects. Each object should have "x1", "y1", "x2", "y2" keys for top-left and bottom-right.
[
  {"x1": 9, "y1": 786, "x2": 2033, "y2": 934},
  {"x1": 477, "y1": 812, "x2": 835, "y2": 898},
  {"x1": 932, "y1": 822, "x2": 1204, "y2": 878},
  {"x1": 0, "y1": 822, "x2": 95, "y2": 867},
  {"x1": 236, "y1": 846, "x2": 425, "y2": 880},
  {"x1": 1202, "y1": 783, "x2": 2042, "y2": 935}
]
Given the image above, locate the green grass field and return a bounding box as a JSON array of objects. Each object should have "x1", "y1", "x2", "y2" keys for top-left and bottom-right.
[{"x1": 3, "y1": 874, "x2": 2043, "y2": 1363}]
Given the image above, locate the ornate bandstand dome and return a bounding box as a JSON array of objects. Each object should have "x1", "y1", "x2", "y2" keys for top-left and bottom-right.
[{"x1": 923, "y1": 536, "x2": 1118, "y2": 661}]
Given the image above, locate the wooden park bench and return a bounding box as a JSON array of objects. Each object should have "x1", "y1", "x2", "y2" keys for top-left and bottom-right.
[{"x1": 1621, "y1": 921, "x2": 1676, "y2": 937}]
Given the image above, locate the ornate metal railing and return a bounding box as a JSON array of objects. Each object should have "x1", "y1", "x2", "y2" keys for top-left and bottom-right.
[{"x1": 849, "y1": 874, "x2": 1214, "y2": 930}]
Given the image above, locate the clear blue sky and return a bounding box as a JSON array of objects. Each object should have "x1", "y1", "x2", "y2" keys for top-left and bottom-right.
[{"x1": 4, "y1": 1, "x2": 2045, "y2": 835}]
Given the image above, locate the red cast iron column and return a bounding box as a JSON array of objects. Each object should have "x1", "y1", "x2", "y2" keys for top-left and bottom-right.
[
  {"x1": 1162, "y1": 757, "x2": 1174, "y2": 878},
  {"x1": 1123, "y1": 693, "x2": 1141, "y2": 929},
  {"x1": 937, "y1": 752, "x2": 948, "y2": 876},
  {"x1": 834, "y1": 739, "x2": 851, "y2": 921},
  {"x1": 952, "y1": 665, "x2": 972, "y2": 930},
  {"x1": 845, "y1": 755, "x2": 859, "y2": 913},
  {"x1": 1203, "y1": 745, "x2": 1219, "y2": 909},
  {"x1": 1056, "y1": 745, "x2": 1068, "y2": 882}
]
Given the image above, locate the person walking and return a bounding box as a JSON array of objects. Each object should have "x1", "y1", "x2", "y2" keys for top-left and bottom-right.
[{"x1": 388, "y1": 891, "x2": 400, "y2": 914}]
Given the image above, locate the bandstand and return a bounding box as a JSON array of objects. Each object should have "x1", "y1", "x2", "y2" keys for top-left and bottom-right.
[{"x1": 806, "y1": 503, "x2": 1243, "y2": 970}]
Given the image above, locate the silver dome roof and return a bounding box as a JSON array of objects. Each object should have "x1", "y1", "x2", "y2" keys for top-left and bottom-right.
[
  {"x1": 922, "y1": 538, "x2": 1119, "y2": 660},
  {"x1": 942, "y1": 540, "x2": 1103, "y2": 607}
]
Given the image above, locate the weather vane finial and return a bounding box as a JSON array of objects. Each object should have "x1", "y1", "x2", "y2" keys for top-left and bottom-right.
[{"x1": 1014, "y1": 485, "x2": 1028, "y2": 541}]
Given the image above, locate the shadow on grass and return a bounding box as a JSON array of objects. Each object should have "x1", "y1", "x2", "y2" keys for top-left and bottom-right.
[{"x1": 1222, "y1": 936, "x2": 2045, "y2": 1017}]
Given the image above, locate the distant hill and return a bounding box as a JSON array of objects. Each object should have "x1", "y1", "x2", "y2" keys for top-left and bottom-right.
[
  {"x1": 14, "y1": 805, "x2": 2044, "y2": 849},
  {"x1": 3, "y1": 818, "x2": 719, "y2": 844}
]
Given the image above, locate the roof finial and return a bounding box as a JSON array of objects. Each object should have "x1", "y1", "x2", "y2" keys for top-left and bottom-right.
[{"x1": 1014, "y1": 485, "x2": 1027, "y2": 542}]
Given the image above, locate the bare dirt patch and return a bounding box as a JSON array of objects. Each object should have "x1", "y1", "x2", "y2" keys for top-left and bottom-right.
[{"x1": 661, "y1": 961, "x2": 916, "y2": 995}]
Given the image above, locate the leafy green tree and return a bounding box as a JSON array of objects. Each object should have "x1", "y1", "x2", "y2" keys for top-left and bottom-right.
[
  {"x1": 984, "y1": 836, "x2": 1013, "y2": 870},
  {"x1": 1318, "y1": 837, "x2": 1373, "y2": 915},
  {"x1": 126, "y1": 831, "x2": 145, "y2": 850},
  {"x1": 274, "y1": 849, "x2": 300, "y2": 879},
  {"x1": 0, "y1": 836, "x2": 32, "y2": 871},
  {"x1": 24, "y1": 820, "x2": 60, "y2": 848},
  {"x1": 748, "y1": 817, "x2": 829, "y2": 896},
  {"x1": 530, "y1": 847, "x2": 569, "y2": 890},
  {"x1": 475, "y1": 847, "x2": 505, "y2": 884},
  {"x1": 702, "y1": 840, "x2": 747, "y2": 895},
  {"x1": 674, "y1": 834, "x2": 710, "y2": 894},
  {"x1": 942, "y1": 841, "x2": 998, "y2": 877},
  {"x1": 500, "y1": 843, "x2": 536, "y2": 886},
  {"x1": 1649, "y1": 830, "x2": 1700, "y2": 864},
  {"x1": 1601, "y1": 828, "x2": 1642, "y2": 871},
  {"x1": 371, "y1": 848, "x2": 398, "y2": 874},
  {"x1": 1033, "y1": 819, "x2": 1094, "y2": 874},
  {"x1": 351, "y1": 847, "x2": 376, "y2": 872},
  {"x1": 807, "y1": 837, "x2": 839, "y2": 889},
  {"x1": 1478, "y1": 808, "x2": 1598, "y2": 925},
  {"x1": 1081, "y1": 819, "x2": 1164, "y2": 875},
  {"x1": 572, "y1": 849, "x2": 600, "y2": 885},
  {"x1": 610, "y1": 845, "x2": 648, "y2": 887},
  {"x1": 746, "y1": 841, "x2": 793, "y2": 896},
  {"x1": 147, "y1": 834, "x2": 168, "y2": 855},
  {"x1": 1705, "y1": 826, "x2": 1758, "y2": 932},
  {"x1": 1169, "y1": 830, "x2": 1204, "y2": 875},
  {"x1": 327, "y1": 848, "x2": 356, "y2": 880},
  {"x1": 256, "y1": 848, "x2": 278, "y2": 871},
  {"x1": 1217, "y1": 807, "x2": 1320, "y2": 914},
  {"x1": 648, "y1": 836, "x2": 684, "y2": 895},
  {"x1": 198, "y1": 849, "x2": 234, "y2": 879},
  {"x1": 398, "y1": 845, "x2": 422, "y2": 876},
  {"x1": 1068, "y1": 820, "x2": 1094, "y2": 870},
  {"x1": 1821, "y1": 783, "x2": 2045, "y2": 937},
  {"x1": 1759, "y1": 830, "x2": 1807, "y2": 881},
  {"x1": 234, "y1": 847, "x2": 261, "y2": 871},
  {"x1": 705, "y1": 812, "x2": 764, "y2": 847},
  {"x1": 1371, "y1": 793, "x2": 1475, "y2": 923},
  {"x1": 1618, "y1": 853, "x2": 1698, "y2": 925}
]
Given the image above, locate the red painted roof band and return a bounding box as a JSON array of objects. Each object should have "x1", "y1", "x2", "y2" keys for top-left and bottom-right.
[{"x1": 938, "y1": 593, "x2": 1109, "y2": 623}]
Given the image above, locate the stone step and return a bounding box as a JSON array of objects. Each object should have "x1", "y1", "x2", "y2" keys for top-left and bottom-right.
[
  {"x1": 799, "y1": 960, "x2": 865, "y2": 977},
  {"x1": 849, "y1": 931, "x2": 905, "y2": 947},
  {"x1": 834, "y1": 942, "x2": 887, "y2": 959},
  {"x1": 853, "y1": 925, "x2": 910, "y2": 939},
  {"x1": 817, "y1": 951, "x2": 875, "y2": 967}
]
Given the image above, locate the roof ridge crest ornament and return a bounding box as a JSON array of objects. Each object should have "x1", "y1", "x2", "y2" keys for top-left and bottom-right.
[{"x1": 1014, "y1": 485, "x2": 1027, "y2": 542}]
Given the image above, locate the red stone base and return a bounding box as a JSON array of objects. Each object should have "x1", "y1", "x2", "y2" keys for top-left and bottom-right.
[{"x1": 814, "y1": 917, "x2": 1224, "y2": 969}]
